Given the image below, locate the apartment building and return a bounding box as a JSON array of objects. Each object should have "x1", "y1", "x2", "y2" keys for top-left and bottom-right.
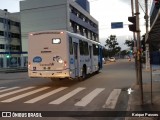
[
  {"x1": 20, "y1": 0, "x2": 99, "y2": 54},
  {"x1": 0, "y1": 9, "x2": 21, "y2": 68}
]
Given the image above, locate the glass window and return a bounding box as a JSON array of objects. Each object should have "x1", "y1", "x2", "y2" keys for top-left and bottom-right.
[
  {"x1": 0, "y1": 31, "x2": 4, "y2": 36},
  {"x1": 93, "y1": 44, "x2": 99, "y2": 55},
  {"x1": 83, "y1": 41, "x2": 89, "y2": 55},
  {"x1": 0, "y1": 44, "x2": 4, "y2": 49},
  {"x1": 79, "y1": 40, "x2": 84, "y2": 55}
]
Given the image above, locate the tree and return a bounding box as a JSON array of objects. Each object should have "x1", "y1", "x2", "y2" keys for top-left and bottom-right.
[
  {"x1": 120, "y1": 50, "x2": 128, "y2": 57},
  {"x1": 105, "y1": 35, "x2": 121, "y2": 57},
  {"x1": 124, "y1": 39, "x2": 134, "y2": 50}
]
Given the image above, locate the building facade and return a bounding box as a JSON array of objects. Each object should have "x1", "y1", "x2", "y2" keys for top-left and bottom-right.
[
  {"x1": 20, "y1": 0, "x2": 99, "y2": 54},
  {"x1": 0, "y1": 9, "x2": 22, "y2": 68}
]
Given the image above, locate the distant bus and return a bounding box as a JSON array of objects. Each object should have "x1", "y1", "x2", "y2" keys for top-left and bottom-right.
[{"x1": 28, "y1": 30, "x2": 103, "y2": 80}]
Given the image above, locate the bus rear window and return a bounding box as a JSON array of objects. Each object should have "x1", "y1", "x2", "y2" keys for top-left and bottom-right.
[{"x1": 52, "y1": 38, "x2": 61, "y2": 44}]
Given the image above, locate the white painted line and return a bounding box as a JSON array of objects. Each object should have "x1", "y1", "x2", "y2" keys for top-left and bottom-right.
[
  {"x1": 75, "y1": 88, "x2": 105, "y2": 107},
  {"x1": 24, "y1": 87, "x2": 68, "y2": 103},
  {"x1": 49, "y1": 87, "x2": 85, "y2": 105},
  {"x1": 1, "y1": 87, "x2": 50, "y2": 103},
  {"x1": 0, "y1": 87, "x2": 35, "y2": 98},
  {"x1": 0, "y1": 87, "x2": 6, "y2": 90},
  {"x1": 102, "y1": 89, "x2": 121, "y2": 109},
  {"x1": 0, "y1": 87, "x2": 19, "y2": 93}
]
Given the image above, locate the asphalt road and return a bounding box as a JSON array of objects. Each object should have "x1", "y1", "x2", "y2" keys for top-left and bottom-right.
[{"x1": 0, "y1": 59, "x2": 137, "y2": 120}]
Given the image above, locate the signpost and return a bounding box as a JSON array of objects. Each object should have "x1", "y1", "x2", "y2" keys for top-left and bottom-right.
[{"x1": 111, "y1": 22, "x2": 123, "y2": 29}]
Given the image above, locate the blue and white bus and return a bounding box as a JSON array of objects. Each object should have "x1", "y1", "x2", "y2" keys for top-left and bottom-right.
[{"x1": 28, "y1": 30, "x2": 103, "y2": 80}]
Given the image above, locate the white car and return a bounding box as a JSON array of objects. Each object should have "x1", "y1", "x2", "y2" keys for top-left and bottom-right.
[{"x1": 108, "y1": 57, "x2": 116, "y2": 62}]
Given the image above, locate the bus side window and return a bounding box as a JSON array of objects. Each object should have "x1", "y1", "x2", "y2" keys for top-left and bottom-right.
[
  {"x1": 69, "y1": 37, "x2": 73, "y2": 55},
  {"x1": 83, "y1": 41, "x2": 89, "y2": 55},
  {"x1": 79, "y1": 40, "x2": 84, "y2": 55},
  {"x1": 93, "y1": 44, "x2": 99, "y2": 55}
]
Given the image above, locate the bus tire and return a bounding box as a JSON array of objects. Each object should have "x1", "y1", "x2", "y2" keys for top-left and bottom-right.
[{"x1": 82, "y1": 65, "x2": 87, "y2": 80}]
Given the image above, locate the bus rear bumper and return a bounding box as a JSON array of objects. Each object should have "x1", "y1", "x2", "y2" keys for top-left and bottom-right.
[{"x1": 28, "y1": 69, "x2": 70, "y2": 78}]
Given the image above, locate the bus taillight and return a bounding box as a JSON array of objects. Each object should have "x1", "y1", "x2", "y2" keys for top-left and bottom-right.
[
  {"x1": 64, "y1": 61, "x2": 67, "y2": 67},
  {"x1": 28, "y1": 62, "x2": 31, "y2": 68}
]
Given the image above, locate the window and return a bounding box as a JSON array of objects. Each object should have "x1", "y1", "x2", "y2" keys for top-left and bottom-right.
[
  {"x1": 11, "y1": 33, "x2": 20, "y2": 39},
  {"x1": 93, "y1": 44, "x2": 99, "y2": 55},
  {"x1": 0, "y1": 31, "x2": 4, "y2": 36},
  {"x1": 0, "y1": 18, "x2": 3, "y2": 23},
  {"x1": 69, "y1": 37, "x2": 73, "y2": 55},
  {"x1": 52, "y1": 38, "x2": 61, "y2": 44},
  {"x1": 83, "y1": 41, "x2": 89, "y2": 55},
  {"x1": 0, "y1": 44, "x2": 4, "y2": 49},
  {"x1": 79, "y1": 40, "x2": 84, "y2": 55},
  {"x1": 16, "y1": 45, "x2": 21, "y2": 50}
]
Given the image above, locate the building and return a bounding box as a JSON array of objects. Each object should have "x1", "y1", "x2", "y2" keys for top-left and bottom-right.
[
  {"x1": 20, "y1": 0, "x2": 99, "y2": 55},
  {"x1": 146, "y1": 0, "x2": 160, "y2": 50},
  {"x1": 146, "y1": 0, "x2": 160, "y2": 64},
  {"x1": 0, "y1": 9, "x2": 22, "y2": 68}
]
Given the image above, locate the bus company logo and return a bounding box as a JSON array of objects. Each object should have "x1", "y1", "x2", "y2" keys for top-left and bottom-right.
[{"x1": 33, "y1": 56, "x2": 42, "y2": 63}]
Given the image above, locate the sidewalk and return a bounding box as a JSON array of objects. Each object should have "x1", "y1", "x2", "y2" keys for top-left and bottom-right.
[
  {"x1": 0, "y1": 67, "x2": 28, "y2": 80},
  {"x1": 125, "y1": 65, "x2": 160, "y2": 120},
  {"x1": 0, "y1": 67, "x2": 27, "y2": 73}
]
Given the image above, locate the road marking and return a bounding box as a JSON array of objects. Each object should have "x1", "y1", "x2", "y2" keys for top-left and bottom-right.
[
  {"x1": 0, "y1": 87, "x2": 6, "y2": 90},
  {"x1": 1, "y1": 87, "x2": 50, "y2": 103},
  {"x1": 0, "y1": 87, "x2": 19, "y2": 93},
  {"x1": 75, "y1": 88, "x2": 105, "y2": 107},
  {"x1": 49, "y1": 87, "x2": 85, "y2": 105},
  {"x1": 0, "y1": 87, "x2": 35, "y2": 98},
  {"x1": 24, "y1": 87, "x2": 68, "y2": 103},
  {"x1": 102, "y1": 89, "x2": 121, "y2": 109}
]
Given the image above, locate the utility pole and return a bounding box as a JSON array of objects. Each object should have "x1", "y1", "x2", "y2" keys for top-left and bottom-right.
[
  {"x1": 131, "y1": 0, "x2": 139, "y2": 85},
  {"x1": 145, "y1": 0, "x2": 150, "y2": 70},
  {"x1": 145, "y1": 0, "x2": 153, "y2": 104},
  {"x1": 135, "y1": 0, "x2": 143, "y2": 105}
]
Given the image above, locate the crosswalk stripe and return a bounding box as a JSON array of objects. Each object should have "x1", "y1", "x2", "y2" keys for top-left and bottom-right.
[
  {"x1": 49, "y1": 87, "x2": 85, "y2": 105},
  {"x1": 0, "y1": 87, "x2": 35, "y2": 98},
  {"x1": 0, "y1": 87, "x2": 19, "y2": 93},
  {"x1": 1, "y1": 87, "x2": 50, "y2": 103},
  {"x1": 75, "y1": 88, "x2": 105, "y2": 107},
  {"x1": 102, "y1": 89, "x2": 121, "y2": 109},
  {"x1": 24, "y1": 87, "x2": 68, "y2": 103},
  {"x1": 0, "y1": 87, "x2": 6, "y2": 90}
]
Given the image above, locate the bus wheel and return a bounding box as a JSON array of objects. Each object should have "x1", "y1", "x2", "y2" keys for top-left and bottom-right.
[{"x1": 82, "y1": 66, "x2": 87, "y2": 80}]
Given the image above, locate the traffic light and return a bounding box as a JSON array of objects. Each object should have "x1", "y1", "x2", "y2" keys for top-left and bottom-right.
[
  {"x1": 155, "y1": 0, "x2": 160, "y2": 9},
  {"x1": 6, "y1": 54, "x2": 10, "y2": 58},
  {"x1": 128, "y1": 16, "x2": 136, "y2": 32}
]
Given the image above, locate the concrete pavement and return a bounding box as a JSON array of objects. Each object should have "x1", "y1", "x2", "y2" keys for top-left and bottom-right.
[{"x1": 126, "y1": 65, "x2": 160, "y2": 120}]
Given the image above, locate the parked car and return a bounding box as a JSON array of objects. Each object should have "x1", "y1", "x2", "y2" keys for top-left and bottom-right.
[{"x1": 108, "y1": 57, "x2": 116, "y2": 62}]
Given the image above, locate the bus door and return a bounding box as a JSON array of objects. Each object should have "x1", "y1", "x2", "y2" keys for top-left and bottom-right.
[
  {"x1": 73, "y1": 42, "x2": 79, "y2": 77},
  {"x1": 89, "y1": 45, "x2": 93, "y2": 72}
]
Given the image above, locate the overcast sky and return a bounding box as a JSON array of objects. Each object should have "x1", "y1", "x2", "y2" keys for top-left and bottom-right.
[{"x1": 0, "y1": 0, "x2": 153, "y2": 49}]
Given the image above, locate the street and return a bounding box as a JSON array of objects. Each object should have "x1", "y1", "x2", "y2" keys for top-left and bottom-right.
[{"x1": 0, "y1": 59, "x2": 137, "y2": 120}]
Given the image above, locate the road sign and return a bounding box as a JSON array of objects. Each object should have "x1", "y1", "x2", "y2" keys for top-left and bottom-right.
[{"x1": 111, "y1": 22, "x2": 123, "y2": 29}]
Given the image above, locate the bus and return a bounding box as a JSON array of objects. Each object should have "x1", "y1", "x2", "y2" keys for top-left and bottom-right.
[{"x1": 28, "y1": 30, "x2": 103, "y2": 80}]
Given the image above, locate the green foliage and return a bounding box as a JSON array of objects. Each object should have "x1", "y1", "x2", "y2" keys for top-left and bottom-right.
[
  {"x1": 105, "y1": 35, "x2": 121, "y2": 57},
  {"x1": 124, "y1": 39, "x2": 134, "y2": 50}
]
